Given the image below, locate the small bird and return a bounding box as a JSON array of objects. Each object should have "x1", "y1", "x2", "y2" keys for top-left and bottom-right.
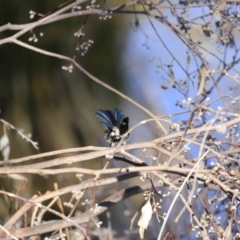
[{"x1": 95, "y1": 108, "x2": 130, "y2": 146}]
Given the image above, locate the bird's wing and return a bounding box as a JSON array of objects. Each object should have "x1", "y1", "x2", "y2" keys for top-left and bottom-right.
[
  {"x1": 95, "y1": 109, "x2": 115, "y2": 128},
  {"x1": 113, "y1": 108, "x2": 125, "y2": 127}
]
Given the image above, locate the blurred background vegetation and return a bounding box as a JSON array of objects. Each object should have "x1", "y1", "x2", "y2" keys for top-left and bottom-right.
[
  {"x1": 0, "y1": 0, "x2": 140, "y2": 232},
  {"x1": 2, "y1": 1, "x2": 239, "y2": 239},
  {"x1": 1, "y1": 0, "x2": 128, "y2": 153},
  {"x1": 0, "y1": 0, "x2": 175, "y2": 238}
]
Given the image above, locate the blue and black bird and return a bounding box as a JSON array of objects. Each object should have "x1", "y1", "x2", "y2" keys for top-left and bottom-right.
[{"x1": 95, "y1": 108, "x2": 130, "y2": 146}]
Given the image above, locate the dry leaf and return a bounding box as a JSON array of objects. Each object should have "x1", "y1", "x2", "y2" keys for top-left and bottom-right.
[
  {"x1": 197, "y1": 64, "x2": 207, "y2": 96},
  {"x1": 7, "y1": 174, "x2": 27, "y2": 181},
  {"x1": 0, "y1": 127, "x2": 10, "y2": 160},
  {"x1": 169, "y1": 67, "x2": 175, "y2": 87},
  {"x1": 187, "y1": 54, "x2": 191, "y2": 66},
  {"x1": 138, "y1": 198, "x2": 153, "y2": 239}
]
